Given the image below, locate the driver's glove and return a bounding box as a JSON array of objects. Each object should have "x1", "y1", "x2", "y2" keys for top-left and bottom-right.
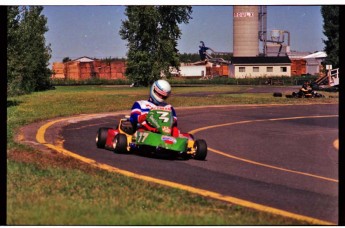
[
  {"x1": 141, "y1": 122, "x2": 158, "y2": 133},
  {"x1": 138, "y1": 114, "x2": 147, "y2": 123}
]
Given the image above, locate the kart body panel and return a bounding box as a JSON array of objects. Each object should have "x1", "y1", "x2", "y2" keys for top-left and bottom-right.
[{"x1": 96, "y1": 108, "x2": 207, "y2": 160}]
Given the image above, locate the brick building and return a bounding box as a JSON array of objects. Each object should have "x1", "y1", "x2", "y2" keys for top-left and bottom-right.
[{"x1": 51, "y1": 56, "x2": 127, "y2": 80}]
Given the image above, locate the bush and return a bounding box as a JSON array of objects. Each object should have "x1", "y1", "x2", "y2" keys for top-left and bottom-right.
[
  {"x1": 169, "y1": 76, "x2": 296, "y2": 86},
  {"x1": 291, "y1": 75, "x2": 318, "y2": 85}
]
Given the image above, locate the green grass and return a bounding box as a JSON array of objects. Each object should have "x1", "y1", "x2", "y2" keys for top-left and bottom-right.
[
  {"x1": 7, "y1": 85, "x2": 338, "y2": 225},
  {"x1": 8, "y1": 160, "x2": 308, "y2": 225}
]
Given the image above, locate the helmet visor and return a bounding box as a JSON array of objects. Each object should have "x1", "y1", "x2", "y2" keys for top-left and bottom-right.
[{"x1": 154, "y1": 88, "x2": 168, "y2": 100}]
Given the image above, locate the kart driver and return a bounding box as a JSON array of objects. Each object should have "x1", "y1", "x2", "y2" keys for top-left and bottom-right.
[
  {"x1": 129, "y1": 79, "x2": 180, "y2": 137},
  {"x1": 298, "y1": 81, "x2": 313, "y2": 96}
]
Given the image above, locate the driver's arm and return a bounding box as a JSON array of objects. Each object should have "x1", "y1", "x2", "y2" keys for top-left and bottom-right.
[
  {"x1": 171, "y1": 106, "x2": 177, "y2": 126},
  {"x1": 300, "y1": 86, "x2": 308, "y2": 92},
  {"x1": 130, "y1": 101, "x2": 142, "y2": 125}
]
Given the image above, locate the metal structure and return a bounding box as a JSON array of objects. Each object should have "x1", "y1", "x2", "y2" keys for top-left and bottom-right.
[
  {"x1": 198, "y1": 41, "x2": 230, "y2": 64},
  {"x1": 258, "y1": 6, "x2": 267, "y2": 46},
  {"x1": 314, "y1": 67, "x2": 339, "y2": 88},
  {"x1": 233, "y1": 6, "x2": 259, "y2": 57},
  {"x1": 258, "y1": 6, "x2": 290, "y2": 56},
  {"x1": 328, "y1": 68, "x2": 339, "y2": 87}
]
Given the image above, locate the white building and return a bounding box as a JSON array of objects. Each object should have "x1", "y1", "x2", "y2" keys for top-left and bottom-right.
[
  {"x1": 229, "y1": 56, "x2": 291, "y2": 78},
  {"x1": 303, "y1": 51, "x2": 327, "y2": 75}
]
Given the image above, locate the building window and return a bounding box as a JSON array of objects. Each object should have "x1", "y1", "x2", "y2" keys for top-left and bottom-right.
[
  {"x1": 253, "y1": 67, "x2": 259, "y2": 72},
  {"x1": 239, "y1": 67, "x2": 245, "y2": 72},
  {"x1": 280, "y1": 67, "x2": 287, "y2": 72},
  {"x1": 266, "y1": 67, "x2": 273, "y2": 72}
]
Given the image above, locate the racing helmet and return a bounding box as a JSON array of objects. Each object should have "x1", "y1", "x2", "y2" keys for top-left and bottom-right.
[{"x1": 150, "y1": 80, "x2": 171, "y2": 105}]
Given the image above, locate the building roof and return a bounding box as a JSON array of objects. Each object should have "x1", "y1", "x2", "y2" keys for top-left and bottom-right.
[
  {"x1": 287, "y1": 51, "x2": 311, "y2": 59},
  {"x1": 231, "y1": 56, "x2": 291, "y2": 64},
  {"x1": 303, "y1": 51, "x2": 327, "y2": 59},
  {"x1": 72, "y1": 56, "x2": 97, "y2": 62}
]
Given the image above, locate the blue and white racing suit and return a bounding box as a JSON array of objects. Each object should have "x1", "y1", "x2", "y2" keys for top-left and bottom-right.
[{"x1": 129, "y1": 98, "x2": 177, "y2": 128}]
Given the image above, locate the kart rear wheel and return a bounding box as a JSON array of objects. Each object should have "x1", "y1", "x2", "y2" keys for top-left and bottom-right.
[
  {"x1": 193, "y1": 139, "x2": 207, "y2": 160},
  {"x1": 113, "y1": 133, "x2": 128, "y2": 153},
  {"x1": 96, "y1": 128, "x2": 110, "y2": 148}
]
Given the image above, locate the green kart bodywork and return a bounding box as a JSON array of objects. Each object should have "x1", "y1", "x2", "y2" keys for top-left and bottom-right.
[
  {"x1": 134, "y1": 108, "x2": 188, "y2": 152},
  {"x1": 96, "y1": 107, "x2": 208, "y2": 160},
  {"x1": 135, "y1": 131, "x2": 188, "y2": 152}
]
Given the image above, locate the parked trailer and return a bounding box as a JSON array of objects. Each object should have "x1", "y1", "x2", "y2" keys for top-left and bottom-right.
[{"x1": 179, "y1": 65, "x2": 207, "y2": 77}]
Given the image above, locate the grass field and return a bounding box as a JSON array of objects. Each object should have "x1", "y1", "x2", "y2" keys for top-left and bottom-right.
[{"x1": 7, "y1": 85, "x2": 338, "y2": 225}]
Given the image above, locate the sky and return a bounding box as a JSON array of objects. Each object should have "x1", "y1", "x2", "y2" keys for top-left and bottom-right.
[{"x1": 42, "y1": 6, "x2": 326, "y2": 66}]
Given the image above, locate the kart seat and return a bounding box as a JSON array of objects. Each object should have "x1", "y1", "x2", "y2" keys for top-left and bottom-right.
[{"x1": 120, "y1": 120, "x2": 135, "y2": 135}]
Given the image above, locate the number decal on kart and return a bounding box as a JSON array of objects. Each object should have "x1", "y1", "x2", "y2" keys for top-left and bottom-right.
[
  {"x1": 137, "y1": 132, "x2": 149, "y2": 143},
  {"x1": 157, "y1": 111, "x2": 170, "y2": 123}
]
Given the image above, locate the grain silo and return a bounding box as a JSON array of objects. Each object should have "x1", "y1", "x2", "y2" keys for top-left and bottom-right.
[{"x1": 233, "y1": 6, "x2": 259, "y2": 57}]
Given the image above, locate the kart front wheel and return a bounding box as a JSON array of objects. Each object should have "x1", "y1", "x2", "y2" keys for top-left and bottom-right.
[
  {"x1": 193, "y1": 139, "x2": 207, "y2": 160},
  {"x1": 96, "y1": 128, "x2": 110, "y2": 148},
  {"x1": 113, "y1": 133, "x2": 128, "y2": 153}
]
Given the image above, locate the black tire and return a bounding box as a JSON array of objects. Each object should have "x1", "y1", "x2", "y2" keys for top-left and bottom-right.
[
  {"x1": 113, "y1": 133, "x2": 128, "y2": 153},
  {"x1": 96, "y1": 128, "x2": 110, "y2": 148},
  {"x1": 298, "y1": 92, "x2": 305, "y2": 98},
  {"x1": 193, "y1": 139, "x2": 207, "y2": 160},
  {"x1": 273, "y1": 92, "x2": 282, "y2": 97}
]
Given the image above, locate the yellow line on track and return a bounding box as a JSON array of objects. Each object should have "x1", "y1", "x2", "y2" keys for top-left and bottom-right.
[
  {"x1": 189, "y1": 115, "x2": 338, "y2": 135},
  {"x1": 190, "y1": 115, "x2": 338, "y2": 183},
  {"x1": 208, "y1": 148, "x2": 338, "y2": 182},
  {"x1": 333, "y1": 139, "x2": 339, "y2": 150},
  {"x1": 35, "y1": 115, "x2": 335, "y2": 225}
]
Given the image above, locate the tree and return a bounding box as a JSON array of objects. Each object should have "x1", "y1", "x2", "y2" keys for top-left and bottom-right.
[
  {"x1": 7, "y1": 6, "x2": 23, "y2": 95},
  {"x1": 179, "y1": 53, "x2": 201, "y2": 63},
  {"x1": 7, "y1": 6, "x2": 52, "y2": 96},
  {"x1": 119, "y1": 6, "x2": 192, "y2": 86},
  {"x1": 321, "y1": 6, "x2": 339, "y2": 68}
]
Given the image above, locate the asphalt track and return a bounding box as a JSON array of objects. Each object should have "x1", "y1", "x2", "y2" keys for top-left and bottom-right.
[{"x1": 21, "y1": 103, "x2": 338, "y2": 224}]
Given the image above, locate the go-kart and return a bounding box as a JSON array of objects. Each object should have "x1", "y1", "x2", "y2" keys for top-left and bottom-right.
[
  {"x1": 95, "y1": 107, "x2": 207, "y2": 160},
  {"x1": 286, "y1": 90, "x2": 325, "y2": 98}
]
